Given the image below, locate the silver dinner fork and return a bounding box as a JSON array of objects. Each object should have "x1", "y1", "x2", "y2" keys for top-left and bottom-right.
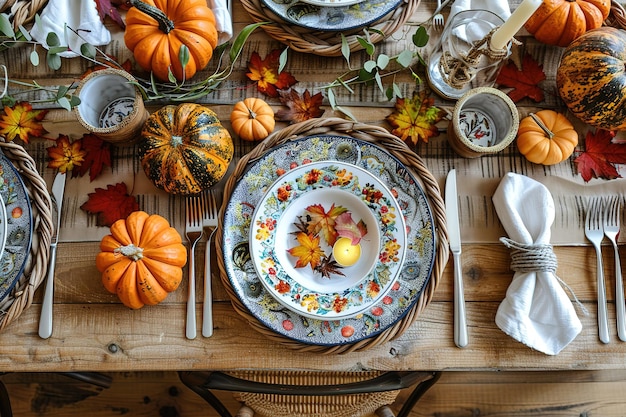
[
  {"x1": 433, "y1": 0, "x2": 445, "y2": 32},
  {"x1": 185, "y1": 194, "x2": 205, "y2": 340},
  {"x1": 585, "y1": 196, "x2": 609, "y2": 344},
  {"x1": 604, "y1": 196, "x2": 625, "y2": 341},
  {"x1": 201, "y1": 189, "x2": 220, "y2": 338}
]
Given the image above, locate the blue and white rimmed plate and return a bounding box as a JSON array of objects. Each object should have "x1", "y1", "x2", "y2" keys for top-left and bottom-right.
[
  {"x1": 260, "y1": 0, "x2": 403, "y2": 32},
  {"x1": 0, "y1": 193, "x2": 7, "y2": 257},
  {"x1": 0, "y1": 152, "x2": 33, "y2": 302},
  {"x1": 222, "y1": 135, "x2": 435, "y2": 347},
  {"x1": 249, "y1": 161, "x2": 407, "y2": 320}
]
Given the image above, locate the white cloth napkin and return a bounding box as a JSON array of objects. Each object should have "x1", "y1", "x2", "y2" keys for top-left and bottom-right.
[
  {"x1": 209, "y1": 0, "x2": 233, "y2": 45},
  {"x1": 30, "y1": 0, "x2": 111, "y2": 58},
  {"x1": 492, "y1": 173, "x2": 582, "y2": 355},
  {"x1": 449, "y1": 0, "x2": 511, "y2": 21}
]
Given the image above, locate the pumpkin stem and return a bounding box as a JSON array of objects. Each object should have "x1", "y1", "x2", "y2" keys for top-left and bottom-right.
[
  {"x1": 529, "y1": 112, "x2": 554, "y2": 139},
  {"x1": 115, "y1": 244, "x2": 144, "y2": 261},
  {"x1": 247, "y1": 107, "x2": 257, "y2": 120},
  {"x1": 130, "y1": 0, "x2": 175, "y2": 34}
]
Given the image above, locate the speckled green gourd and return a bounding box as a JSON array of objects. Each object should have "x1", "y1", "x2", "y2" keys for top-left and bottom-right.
[
  {"x1": 557, "y1": 26, "x2": 626, "y2": 131},
  {"x1": 139, "y1": 103, "x2": 234, "y2": 195}
]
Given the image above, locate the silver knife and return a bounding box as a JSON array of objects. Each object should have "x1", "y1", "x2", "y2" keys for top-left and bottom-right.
[
  {"x1": 39, "y1": 172, "x2": 66, "y2": 339},
  {"x1": 445, "y1": 169, "x2": 468, "y2": 348}
]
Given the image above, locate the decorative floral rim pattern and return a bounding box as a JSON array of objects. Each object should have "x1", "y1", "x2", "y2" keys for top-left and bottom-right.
[
  {"x1": 222, "y1": 135, "x2": 435, "y2": 346},
  {"x1": 260, "y1": 0, "x2": 403, "y2": 32},
  {"x1": 0, "y1": 152, "x2": 33, "y2": 302},
  {"x1": 249, "y1": 161, "x2": 407, "y2": 320}
]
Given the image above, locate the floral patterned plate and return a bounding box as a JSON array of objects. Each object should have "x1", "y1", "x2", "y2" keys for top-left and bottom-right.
[
  {"x1": 249, "y1": 161, "x2": 407, "y2": 320},
  {"x1": 0, "y1": 193, "x2": 7, "y2": 257},
  {"x1": 222, "y1": 135, "x2": 435, "y2": 346},
  {"x1": 260, "y1": 0, "x2": 402, "y2": 32},
  {"x1": 0, "y1": 152, "x2": 33, "y2": 301}
]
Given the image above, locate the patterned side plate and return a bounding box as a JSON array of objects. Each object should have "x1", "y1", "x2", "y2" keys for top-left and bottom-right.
[
  {"x1": 222, "y1": 135, "x2": 435, "y2": 346},
  {"x1": 260, "y1": 0, "x2": 403, "y2": 31},
  {"x1": 0, "y1": 152, "x2": 33, "y2": 301},
  {"x1": 249, "y1": 161, "x2": 407, "y2": 320}
]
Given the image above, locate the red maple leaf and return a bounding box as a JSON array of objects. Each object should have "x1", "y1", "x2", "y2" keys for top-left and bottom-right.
[
  {"x1": 574, "y1": 129, "x2": 626, "y2": 182},
  {"x1": 80, "y1": 182, "x2": 139, "y2": 227},
  {"x1": 496, "y1": 53, "x2": 546, "y2": 103},
  {"x1": 71, "y1": 134, "x2": 112, "y2": 181},
  {"x1": 246, "y1": 50, "x2": 297, "y2": 98},
  {"x1": 276, "y1": 89, "x2": 324, "y2": 123},
  {"x1": 94, "y1": 0, "x2": 126, "y2": 29}
]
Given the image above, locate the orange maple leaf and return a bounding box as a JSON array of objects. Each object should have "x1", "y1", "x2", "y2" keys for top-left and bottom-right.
[
  {"x1": 46, "y1": 134, "x2": 87, "y2": 173},
  {"x1": 287, "y1": 232, "x2": 325, "y2": 270},
  {"x1": 496, "y1": 53, "x2": 546, "y2": 103},
  {"x1": 80, "y1": 182, "x2": 139, "y2": 227},
  {"x1": 305, "y1": 203, "x2": 348, "y2": 247},
  {"x1": 246, "y1": 50, "x2": 297, "y2": 98},
  {"x1": 386, "y1": 90, "x2": 445, "y2": 145},
  {"x1": 0, "y1": 102, "x2": 48, "y2": 143},
  {"x1": 276, "y1": 89, "x2": 324, "y2": 123}
]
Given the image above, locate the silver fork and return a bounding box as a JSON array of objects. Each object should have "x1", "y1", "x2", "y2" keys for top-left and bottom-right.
[
  {"x1": 585, "y1": 196, "x2": 609, "y2": 344},
  {"x1": 185, "y1": 195, "x2": 205, "y2": 340},
  {"x1": 433, "y1": 0, "x2": 445, "y2": 32},
  {"x1": 604, "y1": 196, "x2": 625, "y2": 342},
  {"x1": 201, "y1": 190, "x2": 220, "y2": 338}
]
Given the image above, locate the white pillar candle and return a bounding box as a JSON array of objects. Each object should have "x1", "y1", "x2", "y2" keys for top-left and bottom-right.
[{"x1": 490, "y1": 0, "x2": 543, "y2": 50}]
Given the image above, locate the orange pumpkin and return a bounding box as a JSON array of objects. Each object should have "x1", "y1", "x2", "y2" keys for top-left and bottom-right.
[
  {"x1": 230, "y1": 98, "x2": 275, "y2": 142},
  {"x1": 124, "y1": 0, "x2": 218, "y2": 82},
  {"x1": 524, "y1": 0, "x2": 611, "y2": 47},
  {"x1": 96, "y1": 211, "x2": 187, "y2": 309},
  {"x1": 516, "y1": 110, "x2": 579, "y2": 165}
]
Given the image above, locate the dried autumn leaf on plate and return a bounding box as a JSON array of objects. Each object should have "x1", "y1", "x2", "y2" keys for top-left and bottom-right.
[
  {"x1": 80, "y1": 182, "x2": 140, "y2": 227},
  {"x1": 71, "y1": 134, "x2": 112, "y2": 181},
  {"x1": 287, "y1": 232, "x2": 325, "y2": 270},
  {"x1": 0, "y1": 102, "x2": 48, "y2": 143},
  {"x1": 276, "y1": 89, "x2": 324, "y2": 123},
  {"x1": 496, "y1": 53, "x2": 546, "y2": 103},
  {"x1": 335, "y1": 212, "x2": 367, "y2": 245},
  {"x1": 306, "y1": 203, "x2": 348, "y2": 247},
  {"x1": 575, "y1": 129, "x2": 626, "y2": 182},
  {"x1": 46, "y1": 134, "x2": 87, "y2": 173},
  {"x1": 247, "y1": 49, "x2": 297, "y2": 97},
  {"x1": 386, "y1": 90, "x2": 445, "y2": 145}
]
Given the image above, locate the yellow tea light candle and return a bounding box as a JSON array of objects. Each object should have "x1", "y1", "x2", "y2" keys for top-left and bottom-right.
[
  {"x1": 333, "y1": 237, "x2": 361, "y2": 267},
  {"x1": 490, "y1": 0, "x2": 542, "y2": 50}
]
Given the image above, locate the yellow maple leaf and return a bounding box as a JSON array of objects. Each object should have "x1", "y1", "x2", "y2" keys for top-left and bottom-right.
[
  {"x1": 287, "y1": 232, "x2": 325, "y2": 270},
  {"x1": 386, "y1": 90, "x2": 445, "y2": 145},
  {"x1": 0, "y1": 102, "x2": 49, "y2": 143},
  {"x1": 46, "y1": 134, "x2": 87, "y2": 173}
]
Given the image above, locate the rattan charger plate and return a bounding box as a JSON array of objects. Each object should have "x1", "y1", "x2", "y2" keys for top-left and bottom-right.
[
  {"x1": 0, "y1": 140, "x2": 52, "y2": 332},
  {"x1": 0, "y1": 0, "x2": 48, "y2": 30},
  {"x1": 240, "y1": 0, "x2": 421, "y2": 56},
  {"x1": 216, "y1": 118, "x2": 449, "y2": 354}
]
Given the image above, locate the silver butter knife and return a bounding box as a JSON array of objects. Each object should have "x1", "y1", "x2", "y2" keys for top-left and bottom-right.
[
  {"x1": 39, "y1": 172, "x2": 66, "y2": 339},
  {"x1": 445, "y1": 169, "x2": 468, "y2": 348}
]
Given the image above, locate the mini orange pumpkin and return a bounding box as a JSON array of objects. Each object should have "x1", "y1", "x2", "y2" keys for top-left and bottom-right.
[
  {"x1": 517, "y1": 110, "x2": 579, "y2": 165},
  {"x1": 524, "y1": 0, "x2": 611, "y2": 47},
  {"x1": 230, "y1": 98, "x2": 275, "y2": 142},
  {"x1": 124, "y1": 0, "x2": 218, "y2": 82},
  {"x1": 96, "y1": 211, "x2": 187, "y2": 309}
]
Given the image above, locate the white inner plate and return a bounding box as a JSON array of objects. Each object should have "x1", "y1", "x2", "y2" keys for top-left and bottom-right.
[{"x1": 249, "y1": 160, "x2": 407, "y2": 320}]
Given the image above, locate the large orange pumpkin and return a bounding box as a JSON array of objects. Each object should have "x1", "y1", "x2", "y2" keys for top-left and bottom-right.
[
  {"x1": 139, "y1": 103, "x2": 234, "y2": 195},
  {"x1": 124, "y1": 0, "x2": 218, "y2": 82},
  {"x1": 524, "y1": 0, "x2": 611, "y2": 47},
  {"x1": 96, "y1": 211, "x2": 187, "y2": 309}
]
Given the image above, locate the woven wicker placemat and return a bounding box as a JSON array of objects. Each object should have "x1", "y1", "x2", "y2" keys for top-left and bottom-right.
[
  {"x1": 0, "y1": 140, "x2": 52, "y2": 331},
  {"x1": 240, "y1": 0, "x2": 421, "y2": 56},
  {"x1": 0, "y1": 0, "x2": 48, "y2": 30},
  {"x1": 216, "y1": 117, "x2": 449, "y2": 354}
]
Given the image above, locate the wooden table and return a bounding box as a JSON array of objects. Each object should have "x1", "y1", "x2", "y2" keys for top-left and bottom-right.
[{"x1": 0, "y1": 0, "x2": 625, "y2": 374}]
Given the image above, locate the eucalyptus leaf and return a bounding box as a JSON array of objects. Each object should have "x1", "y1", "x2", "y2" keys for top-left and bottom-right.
[
  {"x1": 374, "y1": 71, "x2": 384, "y2": 93},
  {"x1": 81, "y1": 43, "x2": 97, "y2": 59},
  {"x1": 69, "y1": 95, "x2": 81, "y2": 107},
  {"x1": 358, "y1": 68, "x2": 373, "y2": 82},
  {"x1": 279, "y1": 47, "x2": 288, "y2": 73},
  {"x1": 30, "y1": 50, "x2": 40, "y2": 66},
  {"x1": 18, "y1": 25, "x2": 31, "y2": 41},
  {"x1": 57, "y1": 96, "x2": 71, "y2": 111},
  {"x1": 0, "y1": 14, "x2": 15, "y2": 38},
  {"x1": 46, "y1": 52, "x2": 61, "y2": 70},
  {"x1": 356, "y1": 37, "x2": 374, "y2": 56},
  {"x1": 377, "y1": 54, "x2": 389, "y2": 70},
  {"x1": 393, "y1": 83, "x2": 403, "y2": 99},
  {"x1": 56, "y1": 85, "x2": 69, "y2": 98},
  {"x1": 397, "y1": 50, "x2": 413, "y2": 68},
  {"x1": 178, "y1": 44, "x2": 190, "y2": 68},
  {"x1": 229, "y1": 22, "x2": 266, "y2": 62},
  {"x1": 327, "y1": 88, "x2": 337, "y2": 109},
  {"x1": 341, "y1": 34, "x2": 350, "y2": 65},
  {"x1": 46, "y1": 32, "x2": 60, "y2": 47},
  {"x1": 335, "y1": 105, "x2": 357, "y2": 122},
  {"x1": 412, "y1": 26, "x2": 429, "y2": 47},
  {"x1": 363, "y1": 60, "x2": 377, "y2": 73},
  {"x1": 49, "y1": 46, "x2": 68, "y2": 55}
]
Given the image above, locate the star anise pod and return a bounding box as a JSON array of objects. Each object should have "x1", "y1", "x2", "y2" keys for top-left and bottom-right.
[{"x1": 315, "y1": 257, "x2": 345, "y2": 279}]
